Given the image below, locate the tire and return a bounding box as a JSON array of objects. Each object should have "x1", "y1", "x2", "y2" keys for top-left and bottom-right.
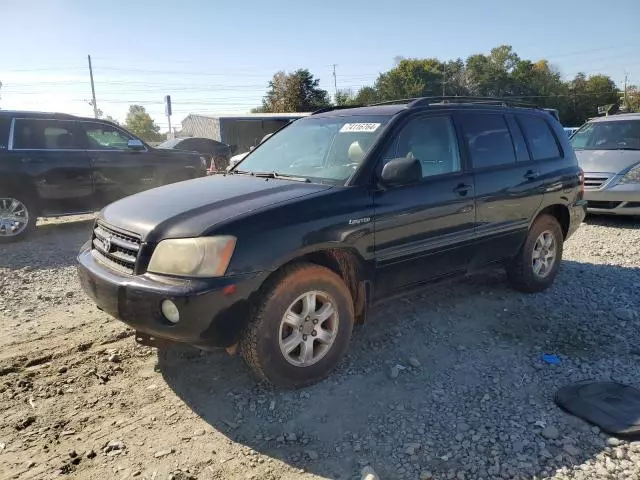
[
  {"x1": 506, "y1": 214, "x2": 564, "y2": 293},
  {"x1": 240, "y1": 263, "x2": 354, "y2": 388},
  {"x1": 0, "y1": 195, "x2": 37, "y2": 244}
]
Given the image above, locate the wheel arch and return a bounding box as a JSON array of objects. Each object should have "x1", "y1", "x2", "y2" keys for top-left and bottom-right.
[
  {"x1": 0, "y1": 176, "x2": 41, "y2": 214},
  {"x1": 534, "y1": 204, "x2": 570, "y2": 239},
  {"x1": 261, "y1": 245, "x2": 372, "y2": 324}
]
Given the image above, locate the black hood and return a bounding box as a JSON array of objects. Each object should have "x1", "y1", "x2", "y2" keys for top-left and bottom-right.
[{"x1": 100, "y1": 174, "x2": 332, "y2": 241}]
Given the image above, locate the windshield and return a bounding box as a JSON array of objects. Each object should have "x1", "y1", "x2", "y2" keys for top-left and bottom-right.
[
  {"x1": 571, "y1": 120, "x2": 640, "y2": 150},
  {"x1": 235, "y1": 115, "x2": 392, "y2": 183}
]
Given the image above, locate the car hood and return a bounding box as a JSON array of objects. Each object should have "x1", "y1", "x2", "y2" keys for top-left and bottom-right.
[
  {"x1": 575, "y1": 149, "x2": 640, "y2": 174},
  {"x1": 100, "y1": 174, "x2": 332, "y2": 241}
]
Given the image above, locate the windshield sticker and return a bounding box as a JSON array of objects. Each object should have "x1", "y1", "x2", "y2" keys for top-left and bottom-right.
[{"x1": 339, "y1": 123, "x2": 381, "y2": 133}]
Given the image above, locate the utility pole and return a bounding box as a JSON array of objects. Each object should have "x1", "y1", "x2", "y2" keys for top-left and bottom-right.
[
  {"x1": 87, "y1": 55, "x2": 98, "y2": 119},
  {"x1": 624, "y1": 73, "x2": 629, "y2": 111},
  {"x1": 332, "y1": 64, "x2": 338, "y2": 101},
  {"x1": 442, "y1": 63, "x2": 446, "y2": 96}
]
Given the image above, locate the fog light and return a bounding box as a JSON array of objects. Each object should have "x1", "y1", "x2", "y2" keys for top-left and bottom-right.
[{"x1": 161, "y1": 300, "x2": 180, "y2": 324}]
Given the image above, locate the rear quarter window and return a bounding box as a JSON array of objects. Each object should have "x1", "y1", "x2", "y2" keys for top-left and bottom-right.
[{"x1": 517, "y1": 115, "x2": 562, "y2": 160}]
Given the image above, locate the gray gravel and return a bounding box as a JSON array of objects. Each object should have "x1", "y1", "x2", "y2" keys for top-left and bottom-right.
[{"x1": 0, "y1": 214, "x2": 639, "y2": 480}]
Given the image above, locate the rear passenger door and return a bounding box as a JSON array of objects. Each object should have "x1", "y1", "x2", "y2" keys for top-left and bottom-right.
[
  {"x1": 10, "y1": 118, "x2": 95, "y2": 214},
  {"x1": 455, "y1": 111, "x2": 544, "y2": 266},
  {"x1": 373, "y1": 114, "x2": 477, "y2": 298},
  {"x1": 515, "y1": 112, "x2": 567, "y2": 198}
]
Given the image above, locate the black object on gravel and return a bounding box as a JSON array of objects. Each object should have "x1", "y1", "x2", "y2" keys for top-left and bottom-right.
[{"x1": 555, "y1": 381, "x2": 640, "y2": 438}]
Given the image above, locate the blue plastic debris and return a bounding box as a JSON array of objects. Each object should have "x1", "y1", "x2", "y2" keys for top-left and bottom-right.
[{"x1": 542, "y1": 354, "x2": 561, "y2": 365}]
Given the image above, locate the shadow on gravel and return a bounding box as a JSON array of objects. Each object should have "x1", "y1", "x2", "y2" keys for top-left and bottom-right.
[
  {"x1": 159, "y1": 259, "x2": 640, "y2": 479},
  {"x1": 1, "y1": 217, "x2": 94, "y2": 271},
  {"x1": 584, "y1": 214, "x2": 640, "y2": 230}
]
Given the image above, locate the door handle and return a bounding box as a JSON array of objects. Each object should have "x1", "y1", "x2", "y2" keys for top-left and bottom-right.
[
  {"x1": 453, "y1": 183, "x2": 473, "y2": 196},
  {"x1": 525, "y1": 170, "x2": 539, "y2": 180}
]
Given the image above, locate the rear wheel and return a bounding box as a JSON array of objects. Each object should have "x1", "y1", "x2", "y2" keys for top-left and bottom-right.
[
  {"x1": 0, "y1": 196, "x2": 36, "y2": 243},
  {"x1": 506, "y1": 214, "x2": 563, "y2": 293},
  {"x1": 241, "y1": 264, "x2": 354, "y2": 388}
]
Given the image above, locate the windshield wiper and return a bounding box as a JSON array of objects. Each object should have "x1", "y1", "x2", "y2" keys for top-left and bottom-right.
[{"x1": 253, "y1": 171, "x2": 310, "y2": 182}]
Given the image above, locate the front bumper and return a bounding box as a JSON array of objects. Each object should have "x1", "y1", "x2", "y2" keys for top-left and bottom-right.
[
  {"x1": 584, "y1": 182, "x2": 640, "y2": 216},
  {"x1": 77, "y1": 245, "x2": 264, "y2": 348}
]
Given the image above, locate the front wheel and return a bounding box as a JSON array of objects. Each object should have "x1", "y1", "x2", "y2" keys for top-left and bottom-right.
[
  {"x1": 0, "y1": 196, "x2": 37, "y2": 243},
  {"x1": 506, "y1": 214, "x2": 564, "y2": 293},
  {"x1": 241, "y1": 264, "x2": 354, "y2": 388}
]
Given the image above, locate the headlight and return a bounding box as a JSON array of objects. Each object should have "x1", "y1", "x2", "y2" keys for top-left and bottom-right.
[
  {"x1": 620, "y1": 164, "x2": 640, "y2": 184},
  {"x1": 147, "y1": 236, "x2": 236, "y2": 277}
]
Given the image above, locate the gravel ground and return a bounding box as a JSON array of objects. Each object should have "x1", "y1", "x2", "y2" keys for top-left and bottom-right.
[{"x1": 1, "y1": 214, "x2": 639, "y2": 480}]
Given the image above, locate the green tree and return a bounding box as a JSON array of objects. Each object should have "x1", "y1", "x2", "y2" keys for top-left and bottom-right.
[
  {"x1": 334, "y1": 89, "x2": 355, "y2": 106},
  {"x1": 353, "y1": 86, "x2": 380, "y2": 105},
  {"x1": 373, "y1": 58, "x2": 444, "y2": 101},
  {"x1": 125, "y1": 105, "x2": 162, "y2": 142},
  {"x1": 624, "y1": 85, "x2": 640, "y2": 112},
  {"x1": 258, "y1": 69, "x2": 330, "y2": 112},
  {"x1": 564, "y1": 73, "x2": 620, "y2": 126}
]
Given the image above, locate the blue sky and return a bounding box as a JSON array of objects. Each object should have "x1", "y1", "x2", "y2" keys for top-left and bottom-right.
[{"x1": 2, "y1": 0, "x2": 639, "y2": 131}]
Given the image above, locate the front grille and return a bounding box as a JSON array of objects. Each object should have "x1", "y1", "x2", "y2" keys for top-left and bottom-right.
[
  {"x1": 583, "y1": 174, "x2": 611, "y2": 189},
  {"x1": 587, "y1": 201, "x2": 622, "y2": 210},
  {"x1": 91, "y1": 221, "x2": 141, "y2": 274}
]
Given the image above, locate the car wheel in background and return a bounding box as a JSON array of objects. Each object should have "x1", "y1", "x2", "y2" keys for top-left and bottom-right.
[
  {"x1": 506, "y1": 214, "x2": 564, "y2": 293},
  {"x1": 0, "y1": 195, "x2": 37, "y2": 243},
  {"x1": 241, "y1": 263, "x2": 354, "y2": 388}
]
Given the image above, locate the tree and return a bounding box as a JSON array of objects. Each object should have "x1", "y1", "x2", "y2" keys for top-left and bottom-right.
[
  {"x1": 625, "y1": 85, "x2": 640, "y2": 113},
  {"x1": 334, "y1": 89, "x2": 355, "y2": 106},
  {"x1": 564, "y1": 73, "x2": 620, "y2": 125},
  {"x1": 258, "y1": 69, "x2": 330, "y2": 112},
  {"x1": 125, "y1": 105, "x2": 162, "y2": 142},
  {"x1": 373, "y1": 58, "x2": 444, "y2": 101},
  {"x1": 338, "y1": 45, "x2": 622, "y2": 126}
]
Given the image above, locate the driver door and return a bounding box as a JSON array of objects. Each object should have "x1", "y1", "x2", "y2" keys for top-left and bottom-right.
[
  {"x1": 79, "y1": 121, "x2": 157, "y2": 205},
  {"x1": 373, "y1": 114, "x2": 477, "y2": 299}
]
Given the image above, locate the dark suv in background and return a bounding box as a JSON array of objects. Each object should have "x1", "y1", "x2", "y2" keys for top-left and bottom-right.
[
  {"x1": 0, "y1": 111, "x2": 207, "y2": 242},
  {"x1": 78, "y1": 97, "x2": 586, "y2": 388}
]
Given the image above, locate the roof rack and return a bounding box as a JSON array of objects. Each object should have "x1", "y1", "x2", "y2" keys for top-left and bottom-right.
[
  {"x1": 311, "y1": 105, "x2": 364, "y2": 115},
  {"x1": 370, "y1": 96, "x2": 540, "y2": 109},
  {"x1": 369, "y1": 98, "x2": 421, "y2": 106}
]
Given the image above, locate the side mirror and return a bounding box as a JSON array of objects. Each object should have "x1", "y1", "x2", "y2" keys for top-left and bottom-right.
[
  {"x1": 380, "y1": 157, "x2": 422, "y2": 186},
  {"x1": 127, "y1": 139, "x2": 145, "y2": 150}
]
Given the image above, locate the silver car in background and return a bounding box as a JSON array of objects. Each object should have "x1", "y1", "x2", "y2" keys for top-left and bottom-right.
[{"x1": 571, "y1": 113, "x2": 640, "y2": 216}]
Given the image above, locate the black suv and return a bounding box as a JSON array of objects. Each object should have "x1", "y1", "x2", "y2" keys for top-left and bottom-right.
[
  {"x1": 0, "y1": 111, "x2": 208, "y2": 242},
  {"x1": 77, "y1": 97, "x2": 587, "y2": 388}
]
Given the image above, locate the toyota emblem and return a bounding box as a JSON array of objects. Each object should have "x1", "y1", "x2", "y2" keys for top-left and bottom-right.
[{"x1": 103, "y1": 235, "x2": 112, "y2": 252}]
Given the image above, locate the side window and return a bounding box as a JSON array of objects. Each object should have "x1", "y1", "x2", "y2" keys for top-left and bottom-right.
[
  {"x1": 457, "y1": 113, "x2": 516, "y2": 169},
  {"x1": 12, "y1": 119, "x2": 83, "y2": 150},
  {"x1": 0, "y1": 117, "x2": 10, "y2": 150},
  {"x1": 82, "y1": 122, "x2": 134, "y2": 150},
  {"x1": 505, "y1": 116, "x2": 531, "y2": 162},
  {"x1": 383, "y1": 116, "x2": 461, "y2": 178},
  {"x1": 517, "y1": 115, "x2": 562, "y2": 160}
]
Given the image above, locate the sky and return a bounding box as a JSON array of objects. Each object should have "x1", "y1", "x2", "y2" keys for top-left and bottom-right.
[{"x1": 2, "y1": 0, "x2": 639, "y2": 132}]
